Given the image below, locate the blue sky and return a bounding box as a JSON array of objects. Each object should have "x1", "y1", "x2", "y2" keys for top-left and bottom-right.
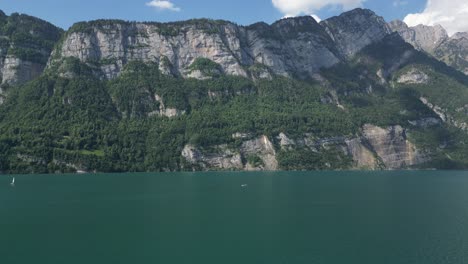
[{"x1": 0, "y1": 0, "x2": 427, "y2": 30}]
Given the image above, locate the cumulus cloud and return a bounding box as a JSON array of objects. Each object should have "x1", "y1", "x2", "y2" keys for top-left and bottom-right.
[
  {"x1": 404, "y1": 0, "x2": 468, "y2": 36},
  {"x1": 146, "y1": 0, "x2": 181, "y2": 12},
  {"x1": 311, "y1": 14, "x2": 322, "y2": 22},
  {"x1": 281, "y1": 14, "x2": 321, "y2": 22},
  {"x1": 272, "y1": 0, "x2": 365, "y2": 17}
]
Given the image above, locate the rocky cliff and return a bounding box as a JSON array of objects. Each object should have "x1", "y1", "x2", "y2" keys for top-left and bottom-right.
[
  {"x1": 321, "y1": 8, "x2": 391, "y2": 58},
  {"x1": 0, "y1": 11, "x2": 62, "y2": 94},
  {"x1": 182, "y1": 125, "x2": 426, "y2": 171},
  {"x1": 389, "y1": 20, "x2": 448, "y2": 53},
  {"x1": 2, "y1": 8, "x2": 468, "y2": 174},
  {"x1": 389, "y1": 20, "x2": 468, "y2": 74},
  {"x1": 49, "y1": 9, "x2": 391, "y2": 80}
]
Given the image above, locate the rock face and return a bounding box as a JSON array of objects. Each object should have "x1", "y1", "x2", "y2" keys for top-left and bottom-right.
[
  {"x1": 345, "y1": 138, "x2": 379, "y2": 169},
  {"x1": 182, "y1": 135, "x2": 278, "y2": 171},
  {"x1": 434, "y1": 32, "x2": 468, "y2": 75},
  {"x1": 321, "y1": 8, "x2": 391, "y2": 58},
  {"x1": 389, "y1": 20, "x2": 448, "y2": 53},
  {"x1": 182, "y1": 126, "x2": 426, "y2": 171},
  {"x1": 154, "y1": 94, "x2": 185, "y2": 117},
  {"x1": 389, "y1": 20, "x2": 468, "y2": 74},
  {"x1": 397, "y1": 68, "x2": 429, "y2": 84},
  {"x1": 241, "y1": 135, "x2": 278, "y2": 170},
  {"x1": 1, "y1": 56, "x2": 45, "y2": 86},
  {"x1": 419, "y1": 97, "x2": 468, "y2": 131},
  {"x1": 182, "y1": 144, "x2": 243, "y2": 170},
  {"x1": 50, "y1": 17, "x2": 339, "y2": 80},
  {"x1": 49, "y1": 9, "x2": 394, "y2": 80},
  {"x1": 361, "y1": 125, "x2": 425, "y2": 169},
  {"x1": 0, "y1": 12, "x2": 62, "y2": 90}
]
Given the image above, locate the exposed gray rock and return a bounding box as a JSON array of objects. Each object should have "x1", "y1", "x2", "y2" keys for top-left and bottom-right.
[
  {"x1": 182, "y1": 126, "x2": 426, "y2": 171},
  {"x1": 397, "y1": 68, "x2": 429, "y2": 84},
  {"x1": 408, "y1": 117, "x2": 441, "y2": 128},
  {"x1": 232, "y1": 132, "x2": 251, "y2": 139},
  {"x1": 50, "y1": 9, "x2": 393, "y2": 81},
  {"x1": 361, "y1": 124, "x2": 425, "y2": 169},
  {"x1": 182, "y1": 135, "x2": 278, "y2": 171},
  {"x1": 153, "y1": 94, "x2": 185, "y2": 117},
  {"x1": 434, "y1": 32, "x2": 468, "y2": 75},
  {"x1": 321, "y1": 8, "x2": 391, "y2": 58},
  {"x1": 241, "y1": 135, "x2": 278, "y2": 170},
  {"x1": 277, "y1": 132, "x2": 295, "y2": 150},
  {"x1": 182, "y1": 144, "x2": 243, "y2": 170},
  {"x1": 419, "y1": 97, "x2": 468, "y2": 131},
  {"x1": 1, "y1": 56, "x2": 46, "y2": 86},
  {"x1": 389, "y1": 20, "x2": 448, "y2": 53},
  {"x1": 345, "y1": 138, "x2": 379, "y2": 169},
  {"x1": 187, "y1": 69, "x2": 219, "y2": 80},
  {"x1": 389, "y1": 20, "x2": 467, "y2": 74},
  {"x1": 419, "y1": 97, "x2": 447, "y2": 122},
  {"x1": 0, "y1": 13, "x2": 62, "y2": 92}
]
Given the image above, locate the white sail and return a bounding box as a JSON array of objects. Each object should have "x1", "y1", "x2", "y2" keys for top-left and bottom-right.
[{"x1": 10, "y1": 177, "x2": 15, "y2": 186}]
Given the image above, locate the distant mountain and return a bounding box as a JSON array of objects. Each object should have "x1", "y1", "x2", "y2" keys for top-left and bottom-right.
[
  {"x1": 1, "y1": 9, "x2": 468, "y2": 174},
  {"x1": 0, "y1": 11, "x2": 63, "y2": 101},
  {"x1": 389, "y1": 20, "x2": 468, "y2": 75}
]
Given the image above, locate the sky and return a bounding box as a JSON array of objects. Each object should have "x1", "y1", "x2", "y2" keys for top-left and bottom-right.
[{"x1": 0, "y1": 0, "x2": 466, "y2": 35}]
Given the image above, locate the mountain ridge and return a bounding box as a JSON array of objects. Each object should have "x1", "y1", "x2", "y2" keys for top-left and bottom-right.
[
  {"x1": 389, "y1": 20, "x2": 468, "y2": 75},
  {"x1": 1, "y1": 8, "x2": 468, "y2": 173}
]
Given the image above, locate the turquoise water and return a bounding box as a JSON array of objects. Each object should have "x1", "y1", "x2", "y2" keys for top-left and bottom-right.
[{"x1": 2, "y1": 171, "x2": 468, "y2": 263}]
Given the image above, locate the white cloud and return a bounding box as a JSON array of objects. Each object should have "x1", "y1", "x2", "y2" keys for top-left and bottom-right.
[
  {"x1": 311, "y1": 14, "x2": 322, "y2": 22},
  {"x1": 146, "y1": 0, "x2": 181, "y2": 12},
  {"x1": 404, "y1": 0, "x2": 468, "y2": 36},
  {"x1": 281, "y1": 14, "x2": 321, "y2": 22},
  {"x1": 272, "y1": 0, "x2": 366, "y2": 17}
]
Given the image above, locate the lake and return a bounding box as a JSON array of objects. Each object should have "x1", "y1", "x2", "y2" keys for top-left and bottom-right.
[{"x1": 2, "y1": 171, "x2": 468, "y2": 264}]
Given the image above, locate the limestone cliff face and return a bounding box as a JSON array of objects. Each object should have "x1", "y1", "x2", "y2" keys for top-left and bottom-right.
[
  {"x1": 360, "y1": 124, "x2": 425, "y2": 169},
  {"x1": 321, "y1": 8, "x2": 391, "y2": 58},
  {"x1": 182, "y1": 125, "x2": 426, "y2": 171},
  {"x1": 182, "y1": 144, "x2": 244, "y2": 170},
  {"x1": 0, "y1": 12, "x2": 62, "y2": 90},
  {"x1": 434, "y1": 32, "x2": 468, "y2": 75},
  {"x1": 389, "y1": 20, "x2": 448, "y2": 53},
  {"x1": 1, "y1": 56, "x2": 45, "y2": 86},
  {"x1": 419, "y1": 97, "x2": 468, "y2": 132},
  {"x1": 182, "y1": 135, "x2": 277, "y2": 171},
  {"x1": 397, "y1": 68, "x2": 429, "y2": 84},
  {"x1": 50, "y1": 9, "x2": 393, "y2": 80},
  {"x1": 389, "y1": 20, "x2": 467, "y2": 74},
  {"x1": 345, "y1": 138, "x2": 379, "y2": 169}
]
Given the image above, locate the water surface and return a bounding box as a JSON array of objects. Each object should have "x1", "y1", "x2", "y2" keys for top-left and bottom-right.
[{"x1": 2, "y1": 171, "x2": 468, "y2": 264}]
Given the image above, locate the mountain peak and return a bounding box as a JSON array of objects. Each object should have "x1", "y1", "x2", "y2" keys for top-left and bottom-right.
[
  {"x1": 271, "y1": 15, "x2": 323, "y2": 36},
  {"x1": 389, "y1": 21, "x2": 448, "y2": 53},
  {"x1": 320, "y1": 8, "x2": 390, "y2": 58},
  {"x1": 336, "y1": 8, "x2": 378, "y2": 18},
  {"x1": 389, "y1": 20, "x2": 409, "y2": 30},
  {"x1": 273, "y1": 15, "x2": 319, "y2": 26}
]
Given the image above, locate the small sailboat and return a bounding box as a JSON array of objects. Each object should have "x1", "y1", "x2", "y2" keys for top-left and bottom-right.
[{"x1": 10, "y1": 177, "x2": 15, "y2": 187}]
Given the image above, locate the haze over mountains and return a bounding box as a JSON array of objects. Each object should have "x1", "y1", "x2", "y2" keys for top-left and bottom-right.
[{"x1": 0, "y1": 8, "x2": 468, "y2": 173}]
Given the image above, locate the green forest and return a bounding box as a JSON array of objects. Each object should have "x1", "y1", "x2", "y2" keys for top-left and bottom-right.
[{"x1": 1, "y1": 14, "x2": 468, "y2": 173}]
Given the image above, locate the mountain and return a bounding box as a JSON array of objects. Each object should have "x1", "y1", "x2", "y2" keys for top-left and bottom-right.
[
  {"x1": 389, "y1": 20, "x2": 468, "y2": 75},
  {"x1": 48, "y1": 8, "x2": 389, "y2": 81},
  {"x1": 1, "y1": 8, "x2": 468, "y2": 174},
  {"x1": 0, "y1": 11, "x2": 63, "y2": 103}
]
